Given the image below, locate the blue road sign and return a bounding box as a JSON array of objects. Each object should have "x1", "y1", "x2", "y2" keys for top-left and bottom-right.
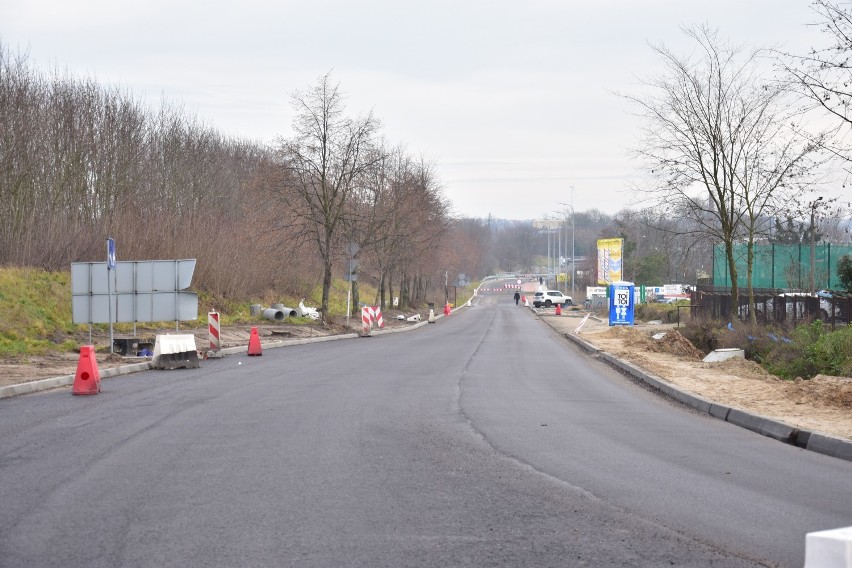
[{"x1": 107, "y1": 238, "x2": 116, "y2": 270}]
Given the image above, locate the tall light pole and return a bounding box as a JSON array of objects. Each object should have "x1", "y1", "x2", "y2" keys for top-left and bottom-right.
[
  {"x1": 571, "y1": 185, "x2": 575, "y2": 299},
  {"x1": 558, "y1": 187, "x2": 576, "y2": 299}
]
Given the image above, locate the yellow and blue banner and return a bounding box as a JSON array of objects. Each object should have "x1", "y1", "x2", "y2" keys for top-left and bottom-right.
[{"x1": 597, "y1": 238, "x2": 623, "y2": 285}]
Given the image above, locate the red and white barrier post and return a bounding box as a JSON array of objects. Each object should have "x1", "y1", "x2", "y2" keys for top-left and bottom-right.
[
  {"x1": 361, "y1": 306, "x2": 385, "y2": 336},
  {"x1": 362, "y1": 306, "x2": 372, "y2": 336},
  {"x1": 372, "y1": 306, "x2": 384, "y2": 329},
  {"x1": 207, "y1": 311, "x2": 223, "y2": 358}
]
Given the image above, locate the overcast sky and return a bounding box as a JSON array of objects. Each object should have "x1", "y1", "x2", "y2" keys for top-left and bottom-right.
[{"x1": 1, "y1": 1, "x2": 829, "y2": 220}]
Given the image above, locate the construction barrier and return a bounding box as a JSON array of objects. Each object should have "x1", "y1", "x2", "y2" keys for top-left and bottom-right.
[
  {"x1": 361, "y1": 306, "x2": 386, "y2": 335},
  {"x1": 208, "y1": 312, "x2": 221, "y2": 352},
  {"x1": 362, "y1": 306, "x2": 372, "y2": 335},
  {"x1": 72, "y1": 345, "x2": 101, "y2": 395},
  {"x1": 152, "y1": 334, "x2": 200, "y2": 370},
  {"x1": 248, "y1": 327, "x2": 262, "y2": 356},
  {"x1": 805, "y1": 526, "x2": 852, "y2": 567}
]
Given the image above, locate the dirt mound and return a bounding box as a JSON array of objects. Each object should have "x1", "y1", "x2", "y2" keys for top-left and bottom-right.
[
  {"x1": 653, "y1": 330, "x2": 705, "y2": 360},
  {"x1": 708, "y1": 357, "x2": 774, "y2": 381},
  {"x1": 789, "y1": 375, "x2": 852, "y2": 409},
  {"x1": 593, "y1": 327, "x2": 703, "y2": 360}
]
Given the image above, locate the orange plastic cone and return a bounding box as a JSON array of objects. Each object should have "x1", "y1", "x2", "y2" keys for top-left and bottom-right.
[
  {"x1": 248, "y1": 327, "x2": 262, "y2": 356},
  {"x1": 555, "y1": 304, "x2": 562, "y2": 316},
  {"x1": 72, "y1": 345, "x2": 101, "y2": 395}
]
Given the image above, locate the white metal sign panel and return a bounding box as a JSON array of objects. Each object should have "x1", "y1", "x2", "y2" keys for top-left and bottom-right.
[{"x1": 71, "y1": 260, "x2": 197, "y2": 324}]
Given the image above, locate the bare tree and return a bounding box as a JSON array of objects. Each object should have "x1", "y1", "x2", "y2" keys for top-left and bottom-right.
[
  {"x1": 778, "y1": 1, "x2": 852, "y2": 165},
  {"x1": 277, "y1": 74, "x2": 379, "y2": 321},
  {"x1": 625, "y1": 26, "x2": 822, "y2": 316}
]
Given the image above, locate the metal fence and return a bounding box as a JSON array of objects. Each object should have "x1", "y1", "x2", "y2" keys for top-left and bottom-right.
[{"x1": 691, "y1": 286, "x2": 851, "y2": 328}]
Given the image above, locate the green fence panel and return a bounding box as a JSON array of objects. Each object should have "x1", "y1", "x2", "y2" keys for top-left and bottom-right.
[{"x1": 714, "y1": 243, "x2": 852, "y2": 290}]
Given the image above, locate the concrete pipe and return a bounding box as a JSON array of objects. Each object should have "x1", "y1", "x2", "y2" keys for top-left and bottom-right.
[
  {"x1": 272, "y1": 304, "x2": 298, "y2": 317},
  {"x1": 250, "y1": 304, "x2": 263, "y2": 317},
  {"x1": 263, "y1": 308, "x2": 285, "y2": 321}
]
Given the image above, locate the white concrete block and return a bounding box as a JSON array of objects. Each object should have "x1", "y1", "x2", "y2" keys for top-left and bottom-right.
[
  {"x1": 805, "y1": 526, "x2": 852, "y2": 568},
  {"x1": 152, "y1": 334, "x2": 199, "y2": 370},
  {"x1": 702, "y1": 348, "x2": 745, "y2": 363}
]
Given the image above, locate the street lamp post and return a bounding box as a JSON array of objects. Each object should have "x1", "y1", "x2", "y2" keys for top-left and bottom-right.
[
  {"x1": 571, "y1": 186, "x2": 575, "y2": 299},
  {"x1": 558, "y1": 187, "x2": 576, "y2": 299}
]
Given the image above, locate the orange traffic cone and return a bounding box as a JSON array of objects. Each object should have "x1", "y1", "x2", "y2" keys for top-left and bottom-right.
[
  {"x1": 555, "y1": 304, "x2": 562, "y2": 316},
  {"x1": 72, "y1": 345, "x2": 101, "y2": 395},
  {"x1": 248, "y1": 327, "x2": 262, "y2": 356}
]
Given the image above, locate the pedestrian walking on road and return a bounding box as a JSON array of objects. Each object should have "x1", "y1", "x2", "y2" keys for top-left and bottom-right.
[{"x1": 513, "y1": 291, "x2": 521, "y2": 305}]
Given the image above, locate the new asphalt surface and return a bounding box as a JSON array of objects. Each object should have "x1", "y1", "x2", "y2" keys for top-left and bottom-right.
[{"x1": 1, "y1": 295, "x2": 851, "y2": 567}]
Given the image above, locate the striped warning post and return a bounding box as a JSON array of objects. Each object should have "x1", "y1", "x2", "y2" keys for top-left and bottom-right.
[
  {"x1": 208, "y1": 311, "x2": 221, "y2": 352},
  {"x1": 362, "y1": 306, "x2": 372, "y2": 335},
  {"x1": 371, "y1": 306, "x2": 384, "y2": 328}
]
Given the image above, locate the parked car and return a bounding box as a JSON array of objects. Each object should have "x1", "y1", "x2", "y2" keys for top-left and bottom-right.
[{"x1": 533, "y1": 290, "x2": 573, "y2": 308}]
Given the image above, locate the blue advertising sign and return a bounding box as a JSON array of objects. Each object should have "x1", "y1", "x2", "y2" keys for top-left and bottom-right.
[
  {"x1": 107, "y1": 238, "x2": 116, "y2": 270},
  {"x1": 608, "y1": 281, "x2": 635, "y2": 326}
]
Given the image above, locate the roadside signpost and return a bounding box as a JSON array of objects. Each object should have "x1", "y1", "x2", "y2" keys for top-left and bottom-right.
[
  {"x1": 107, "y1": 238, "x2": 116, "y2": 351},
  {"x1": 608, "y1": 281, "x2": 635, "y2": 326}
]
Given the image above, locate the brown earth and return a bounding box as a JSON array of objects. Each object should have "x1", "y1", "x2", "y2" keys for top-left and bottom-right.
[
  {"x1": 0, "y1": 308, "x2": 422, "y2": 389},
  {"x1": 541, "y1": 311, "x2": 852, "y2": 441}
]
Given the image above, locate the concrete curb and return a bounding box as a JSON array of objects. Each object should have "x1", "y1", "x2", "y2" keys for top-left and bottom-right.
[
  {"x1": 0, "y1": 308, "x2": 455, "y2": 400},
  {"x1": 0, "y1": 361, "x2": 155, "y2": 400},
  {"x1": 564, "y1": 331, "x2": 852, "y2": 463}
]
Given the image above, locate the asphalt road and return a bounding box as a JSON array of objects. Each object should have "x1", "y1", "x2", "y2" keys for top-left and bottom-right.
[{"x1": 1, "y1": 295, "x2": 851, "y2": 567}]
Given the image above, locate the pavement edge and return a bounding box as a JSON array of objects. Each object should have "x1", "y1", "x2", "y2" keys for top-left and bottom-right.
[
  {"x1": 562, "y1": 328, "x2": 852, "y2": 463},
  {"x1": 0, "y1": 300, "x2": 470, "y2": 401}
]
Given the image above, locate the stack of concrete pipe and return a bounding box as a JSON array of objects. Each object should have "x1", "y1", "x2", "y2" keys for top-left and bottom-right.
[
  {"x1": 261, "y1": 303, "x2": 298, "y2": 321},
  {"x1": 251, "y1": 302, "x2": 311, "y2": 321}
]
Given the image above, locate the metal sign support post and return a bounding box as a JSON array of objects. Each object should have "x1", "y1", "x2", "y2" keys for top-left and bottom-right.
[
  {"x1": 174, "y1": 259, "x2": 180, "y2": 332},
  {"x1": 107, "y1": 238, "x2": 116, "y2": 353},
  {"x1": 346, "y1": 257, "x2": 352, "y2": 326},
  {"x1": 344, "y1": 243, "x2": 359, "y2": 326}
]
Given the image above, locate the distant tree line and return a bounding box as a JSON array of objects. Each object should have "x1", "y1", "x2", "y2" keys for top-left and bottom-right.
[
  {"x1": 0, "y1": 43, "x2": 270, "y2": 297},
  {"x1": 0, "y1": 46, "x2": 478, "y2": 318}
]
